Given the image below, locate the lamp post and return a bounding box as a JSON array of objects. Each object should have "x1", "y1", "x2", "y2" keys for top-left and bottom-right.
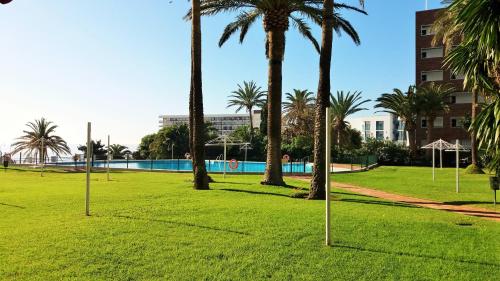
[{"x1": 325, "y1": 107, "x2": 332, "y2": 246}]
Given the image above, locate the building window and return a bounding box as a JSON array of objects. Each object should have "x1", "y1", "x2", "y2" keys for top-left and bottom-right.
[
  {"x1": 451, "y1": 117, "x2": 463, "y2": 128},
  {"x1": 375, "y1": 121, "x2": 384, "y2": 140},
  {"x1": 451, "y1": 72, "x2": 465, "y2": 80},
  {"x1": 450, "y1": 95, "x2": 457, "y2": 104},
  {"x1": 376, "y1": 131, "x2": 384, "y2": 140},
  {"x1": 421, "y1": 47, "x2": 443, "y2": 59},
  {"x1": 362, "y1": 121, "x2": 371, "y2": 140},
  {"x1": 434, "y1": 117, "x2": 443, "y2": 128},
  {"x1": 421, "y1": 25, "x2": 434, "y2": 36},
  {"x1": 421, "y1": 70, "x2": 443, "y2": 82},
  {"x1": 421, "y1": 118, "x2": 427, "y2": 128}
]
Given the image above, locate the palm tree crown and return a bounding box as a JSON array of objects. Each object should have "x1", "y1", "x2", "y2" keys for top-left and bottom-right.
[
  {"x1": 375, "y1": 86, "x2": 419, "y2": 154},
  {"x1": 108, "y1": 144, "x2": 131, "y2": 160},
  {"x1": 11, "y1": 118, "x2": 71, "y2": 162},
  {"x1": 227, "y1": 81, "x2": 266, "y2": 130},
  {"x1": 330, "y1": 91, "x2": 370, "y2": 146},
  {"x1": 283, "y1": 89, "x2": 315, "y2": 136}
]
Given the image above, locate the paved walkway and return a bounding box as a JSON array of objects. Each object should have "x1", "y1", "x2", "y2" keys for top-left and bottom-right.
[{"x1": 293, "y1": 177, "x2": 500, "y2": 222}]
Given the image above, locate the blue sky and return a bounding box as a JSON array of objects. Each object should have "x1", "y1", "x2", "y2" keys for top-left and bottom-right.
[{"x1": 0, "y1": 0, "x2": 446, "y2": 153}]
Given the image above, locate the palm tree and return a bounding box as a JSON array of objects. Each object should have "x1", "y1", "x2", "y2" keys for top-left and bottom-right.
[
  {"x1": 108, "y1": 144, "x2": 131, "y2": 160},
  {"x1": 194, "y1": 0, "x2": 365, "y2": 186},
  {"x1": 189, "y1": 0, "x2": 209, "y2": 189},
  {"x1": 330, "y1": 91, "x2": 370, "y2": 147},
  {"x1": 0, "y1": 1, "x2": 14, "y2": 4},
  {"x1": 375, "y1": 86, "x2": 419, "y2": 156},
  {"x1": 283, "y1": 89, "x2": 315, "y2": 136},
  {"x1": 227, "y1": 81, "x2": 266, "y2": 131},
  {"x1": 11, "y1": 118, "x2": 71, "y2": 163},
  {"x1": 417, "y1": 82, "x2": 455, "y2": 148},
  {"x1": 309, "y1": 0, "x2": 366, "y2": 200}
]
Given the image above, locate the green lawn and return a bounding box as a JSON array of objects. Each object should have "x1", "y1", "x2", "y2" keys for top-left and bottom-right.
[
  {"x1": 1, "y1": 168, "x2": 499, "y2": 280},
  {"x1": 334, "y1": 166, "x2": 498, "y2": 211}
]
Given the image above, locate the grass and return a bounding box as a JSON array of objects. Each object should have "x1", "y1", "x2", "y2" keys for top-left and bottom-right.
[
  {"x1": 0, "y1": 167, "x2": 499, "y2": 280},
  {"x1": 334, "y1": 166, "x2": 498, "y2": 211}
]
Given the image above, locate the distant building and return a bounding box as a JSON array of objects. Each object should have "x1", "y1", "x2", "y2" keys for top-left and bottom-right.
[
  {"x1": 159, "y1": 111, "x2": 261, "y2": 136},
  {"x1": 347, "y1": 114, "x2": 407, "y2": 144},
  {"x1": 415, "y1": 8, "x2": 479, "y2": 148}
]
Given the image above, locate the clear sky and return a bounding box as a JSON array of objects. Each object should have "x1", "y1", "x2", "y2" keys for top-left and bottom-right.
[{"x1": 0, "y1": 0, "x2": 446, "y2": 153}]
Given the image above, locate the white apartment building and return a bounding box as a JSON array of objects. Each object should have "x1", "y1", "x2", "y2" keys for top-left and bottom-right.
[
  {"x1": 346, "y1": 114, "x2": 407, "y2": 144},
  {"x1": 159, "y1": 111, "x2": 261, "y2": 136}
]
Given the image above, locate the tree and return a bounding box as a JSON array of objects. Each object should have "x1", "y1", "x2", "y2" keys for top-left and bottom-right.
[
  {"x1": 417, "y1": 82, "x2": 455, "y2": 149},
  {"x1": 375, "y1": 87, "x2": 419, "y2": 156},
  {"x1": 435, "y1": 0, "x2": 500, "y2": 175},
  {"x1": 135, "y1": 134, "x2": 156, "y2": 160},
  {"x1": 309, "y1": 0, "x2": 366, "y2": 199},
  {"x1": 283, "y1": 89, "x2": 315, "y2": 137},
  {"x1": 11, "y1": 118, "x2": 71, "y2": 163},
  {"x1": 78, "y1": 140, "x2": 107, "y2": 163},
  {"x1": 108, "y1": 144, "x2": 131, "y2": 160},
  {"x1": 189, "y1": 0, "x2": 209, "y2": 189},
  {"x1": 0, "y1": 1, "x2": 14, "y2": 5},
  {"x1": 149, "y1": 124, "x2": 190, "y2": 160},
  {"x1": 330, "y1": 91, "x2": 370, "y2": 147},
  {"x1": 227, "y1": 81, "x2": 266, "y2": 131}
]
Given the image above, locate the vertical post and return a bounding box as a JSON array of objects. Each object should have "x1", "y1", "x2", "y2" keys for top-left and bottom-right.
[
  {"x1": 126, "y1": 154, "x2": 129, "y2": 169},
  {"x1": 223, "y1": 135, "x2": 227, "y2": 179},
  {"x1": 19, "y1": 152, "x2": 21, "y2": 165},
  {"x1": 325, "y1": 107, "x2": 332, "y2": 246},
  {"x1": 432, "y1": 143, "x2": 435, "y2": 182},
  {"x1": 244, "y1": 145, "x2": 248, "y2": 173},
  {"x1": 40, "y1": 137, "x2": 44, "y2": 177},
  {"x1": 86, "y1": 122, "x2": 91, "y2": 216},
  {"x1": 171, "y1": 143, "x2": 174, "y2": 160},
  {"x1": 456, "y1": 139, "x2": 459, "y2": 193},
  {"x1": 107, "y1": 135, "x2": 110, "y2": 181},
  {"x1": 439, "y1": 140, "x2": 443, "y2": 169}
]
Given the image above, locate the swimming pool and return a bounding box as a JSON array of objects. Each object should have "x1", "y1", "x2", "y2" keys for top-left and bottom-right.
[{"x1": 52, "y1": 159, "x2": 350, "y2": 173}]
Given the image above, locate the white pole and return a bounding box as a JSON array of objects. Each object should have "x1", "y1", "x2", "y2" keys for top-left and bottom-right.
[
  {"x1": 432, "y1": 143, "x2": 435, "y2": 182},
  {"x1": 456, "y1": 139, "x2": 459, "y2": 193},
  {"x1": 107, "y1": 134, "x2": 110, "y2": 181},
  {"x1": 40, "y1": 137, "x2": 44, "y2": 177},
  {"x1": 440, "y1": 140, "x2": 443, "y2": 169},
  {"x1": 86, "y1": 122, "x2": 91, "y2": 216},
  {"x1": 223, "y1": 135, "x2": 227, "y2": 179},
  {"x1": 325, "y1": 107, "x2": 332, "y2": 246}
]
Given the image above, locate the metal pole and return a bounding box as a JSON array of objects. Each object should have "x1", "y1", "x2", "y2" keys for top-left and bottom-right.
[
  {"x1": 223, "y1": 135, "x2": 227, "y2": 178},
  {"x1": 171, "y1": 143, "x2": 174, "y2": 160},
  {"x1": 244, "y1": 145, "x2": 248, "y2": 173},
  {"x1": 456, "y1": 139, "x2": 459, "y2": 193},
  {"x1": 325, "y1": 107, "x2": 332, "y2": 246},
  {"x1": 40, "y1": 137, "x2": 44, "y2": 177},
  {"x1": 107, "y1": 135, "x2": 110, "y2": 181},
  {"x1": 440, "y1": 140, "x2": 443, "y2": 169},
  {"x1": 86, "y1": 122, "x2": 91, "y2": 216},
  {"x1": 432, "y1": 143, "x2": 435, "y2": 182},
  {"x1": 126, "y1": 154, "x2": 129, "y2": 169}
]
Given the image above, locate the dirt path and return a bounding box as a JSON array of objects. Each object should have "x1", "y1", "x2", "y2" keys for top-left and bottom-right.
[{"x1": 292, "y1": 177, "x2": 500, "y2": 222}]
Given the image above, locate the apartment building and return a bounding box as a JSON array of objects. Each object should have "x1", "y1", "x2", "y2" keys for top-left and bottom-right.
[
  {"x1": 415, "y1": 8, "x2": 475, "y2": 148},
  {"x1": 159, "y1": 111, "x2": 261, "y2": 136},
  {"x1": 347, "y1": 114, "x2": 407, "y2": 144}
]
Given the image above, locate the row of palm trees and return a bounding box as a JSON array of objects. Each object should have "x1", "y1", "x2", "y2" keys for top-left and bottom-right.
[{"x1": 187, "y1": 0, "x2": 367, "y2": 192}]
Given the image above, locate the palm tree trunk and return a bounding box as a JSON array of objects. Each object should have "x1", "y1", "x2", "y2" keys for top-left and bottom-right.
[
  {"x1": 190, "y1": 0, "x2": 209, "y2": 190},
  {"x1": 262, "y1": 28, "x2": 285, "y2": 186},
  {"x1": 406, "y1": 123, "x2": 417, "y2": 157},
  {"x1": 309, "y1": 0, "x2": 334, "y2": 200},
  {"x1": 248, "y1": 107, "x2": 254, "y2": 131},
  {"x1": 471, "y1": 88, "x2": 478, "y2": 166}
]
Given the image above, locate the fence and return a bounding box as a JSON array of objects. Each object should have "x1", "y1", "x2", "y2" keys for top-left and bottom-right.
[{"x1": 8, "y1": 154, "x2": 377, "y2": 174}]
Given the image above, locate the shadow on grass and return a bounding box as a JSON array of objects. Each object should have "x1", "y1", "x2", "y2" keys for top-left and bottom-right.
[
  {"x1": 0, "y1": 202, "x2": 26, "y2": 209},
  {"x1": 213, "y1": 181, "x2": 255, "y2": 186},
  {"x1": 443, "y1": 200, "x2": 494, "y2": 206},
  {"x1": 114, "y1": 215, "x2": 250, "y2": 236},
  {"x1": 332, "y1": 191, "x2": 377, "y2": 199},
  {"x1": 339, "y1": 198, "x2": 421, "y2": 209},
  {"x1": 218, "y1": 188, "x2": 290, "y2": 198},
  {"x1": 333, "y1": 243, "x2": 500, "y2": 267}
]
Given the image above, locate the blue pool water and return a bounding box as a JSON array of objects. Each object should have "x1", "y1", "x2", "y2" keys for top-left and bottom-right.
[{"x1": 55, "y1": 159, "x2": 316, "y2": 174}]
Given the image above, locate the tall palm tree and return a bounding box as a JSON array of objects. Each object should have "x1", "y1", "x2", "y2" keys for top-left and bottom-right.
[
  {"x1": 11, "y1": 118, "x2": 71, "y2": 163},
  {"x1": 108, "y1": 144, "x2": 131, "y2": 160},
  {"x1": 309, "y1": 0, "x2": 366, "y2": 200},
  {"x1": 375, "y1": 86, "x2": 419, "y2": 156},
  {"x1": 330, "y1": 91, "x2": 370, "y2": 147},
  {"x1": 193, "y1": 0, "x2": 365, "y2": 186},
  {"x1": 283, "y1": 89, "x2": 315, "y2": 136},
  {"x1": 227, "y1": 81, "x2": 266, "y2": 131},
  {"x1": 189, "y1": 0, "x2": 209, "y2": 189},
  {"x1": 417, "y1": 82, "x2": 455, "y2": 148}
]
